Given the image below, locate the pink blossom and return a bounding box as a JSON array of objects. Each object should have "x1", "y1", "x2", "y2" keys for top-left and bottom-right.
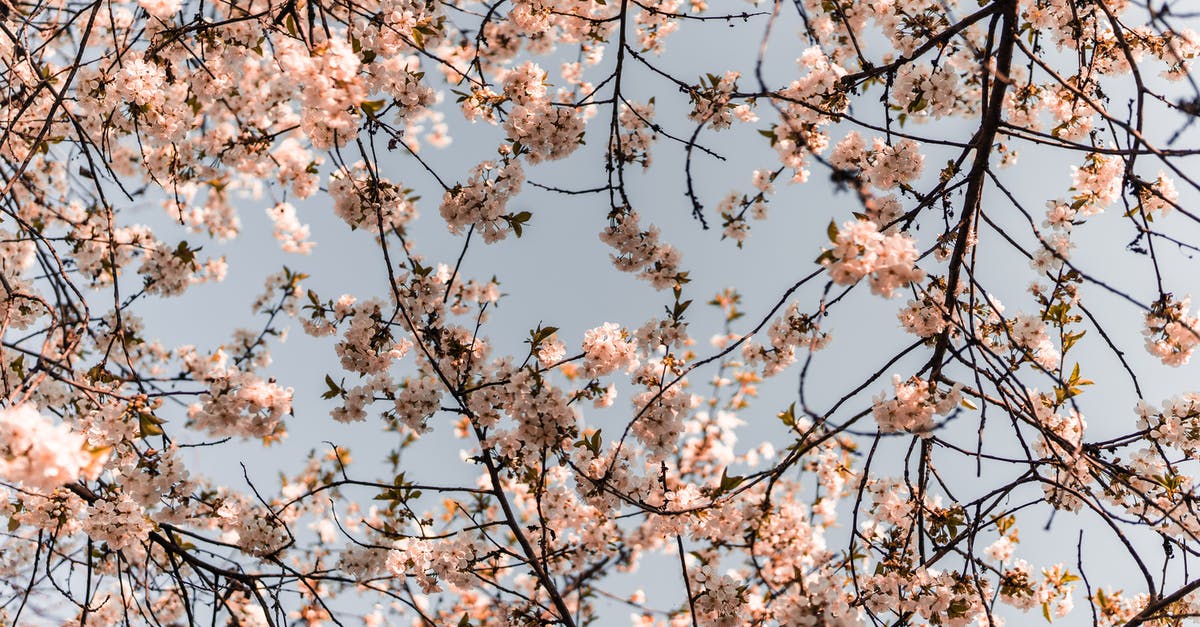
[
  {"x1": 821, "y1": 219, "x2": 925, "y2": 297},
  {"x1": 0, "y1": 404, "x2": 105, "y2": 491},
  {"x1": 582, "y1": 323, "x2": 639, "y2": 377}
]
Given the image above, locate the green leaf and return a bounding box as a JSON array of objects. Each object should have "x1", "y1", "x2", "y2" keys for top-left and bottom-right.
[
  {"x1": 173, "y1": 241, "x2": 199, "y2": 265},
  {"x1": 907, "y1": 90, "x2": 928, "y2": 113},
  {"x1": 1062, "y1": 330, "x2": 1086, "y2": 353},
  {"x1": 361, "y1": 99, "x2": 387, "y2": 117},
  {"x1": 138, "y1": 412, "x2": 165, "y2": 438},
  {"x1": 411, "y1": 260, "x2": 433, "y2": 277},
  {"x1": 322, "y1": 375, "x2": 345, "y2": 400},
  {"x1": 530, "y1": 325, "x2": 558, "y2": 346},
  {"x1": 717, "y1": 468, "x2": 744, "y2": 495},
  {"x1": 669, "y1": 299, "x2": 692, "y2": 321},
  {"x1": 573, "y1": 430, "x2": 602, "y2": 455},
  {"x1": 506, "y1": 211, "x2": 532, "y2": 238},
  {"x1": 777, "y1": 403, "x2": 796, "y2": 427}
]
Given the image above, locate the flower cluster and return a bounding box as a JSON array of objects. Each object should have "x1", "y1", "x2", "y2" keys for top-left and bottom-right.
[
  {"x1": 872, "y1": 376, "x2": 962, "y2": 436},
  {"x1": 599, "y1": 210, "x2": 685, "y2": 290},
  {"x1": 764, "y1": 47, "x2": 848, "y2": 183},
  {"x1": 439, "y1": 157, "x2": 527, "y2": 242},
  {"x1": 897, "y1": 280, "x2": 958, "y2": 338},
  {"x1": 0, "y1": 405, "x2": 105, "y2": 491},
  {"x1": 1010, "y1": 314, "x2": 1062, "y2": 370},
  {"x1": 1136, "y1": 394, "x2": 1200, "y2": 456},
  {"x1": 831, "y1": 133, "x2": 926, "y2": 191},
  {"x1": 266, "y1": 202, "x2": 315, "y2": 254},
  {"x1": 582, "y1": 323, "x2": 639, "y2": 377},
  {"x1": 689, "y1": 71, "x2": 741, "y2": 130},
  {"x1": 502, "y1": 63, "x2": 585, "y2": 164},
  {"x1": 614, "y1": 100, "x2": 658, "y2": 168},
  {"x1": 820, "y1": 219, "x2": 925, "y2": 297},
  {"x1": 1070, "y1": 152, "x2": 1124, "y2": 215},
  {"x1": 1031, "y1": 200, "x2": 1077, "y2": 275},
  {"x1": 1144, "y1": 294, "x2": 1200, "y2": 367},
  {"x1": 275, "y1": 37, "x2": 365, "y2": 149},
  {"x1": 180, "y1": 346, "x2": 294, "y2": 440},
  {"x1": 997, "y1": 561, "x2": 1077, "y2": 618},
  {"x1": 386, "y1": 536, "x2": 474, "y2": 594},
  {"x1": 1028, "y1": 390, "x2": 1090, "y2": 512},
  {"x1": 1136, "y1": 171, "x2": 1180, "y2": 218},
  {"x1": 690, "y1": 564, "x2": 748, "y2": 627},
  {"x1": 4, "y1": 0, "x2": 1200, "y2": 622},
  {"x1": 83, "y1": 491, "x2": 152, "y2": 551},
  {"x1": 329, "y1": 163, "x2": 419, "y2": 233},
  {"x1": 742, "y1": 302, "x2": 829, "y2": 376}
]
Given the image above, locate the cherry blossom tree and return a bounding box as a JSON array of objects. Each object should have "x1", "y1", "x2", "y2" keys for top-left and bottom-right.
[{"x1": 2, "y1": 0, "x2": 1200, "y2": 623}]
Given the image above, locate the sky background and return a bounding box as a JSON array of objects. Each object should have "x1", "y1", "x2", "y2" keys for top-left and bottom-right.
[{"x1": 108, "y1": 2, "x2": 1200, "y2": 623}]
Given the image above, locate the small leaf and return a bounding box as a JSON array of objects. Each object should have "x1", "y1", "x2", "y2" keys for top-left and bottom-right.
[
  {"x1": 717, "y1": 468, "x2": 744, "y2": 495},
  {"x1": 138, "y1": 412, "x2": 165, "y2": 438},
  {"x1": 172, "y1": 241, "x2": 198, "y2": 265},
  {"x1": 361, "y1": 99, "x2": 387, "y2": 117},
  {"x1": 777, "y1": 403, "x2": 796, "y2": 427},
  {"x1": 322, "y1": 375, "x2": 345, "y2": 400}
]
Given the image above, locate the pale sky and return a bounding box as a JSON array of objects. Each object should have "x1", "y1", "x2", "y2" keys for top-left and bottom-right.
[{"x1": 115, "y1": 3, "x2": 1200, "y2": 623}]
